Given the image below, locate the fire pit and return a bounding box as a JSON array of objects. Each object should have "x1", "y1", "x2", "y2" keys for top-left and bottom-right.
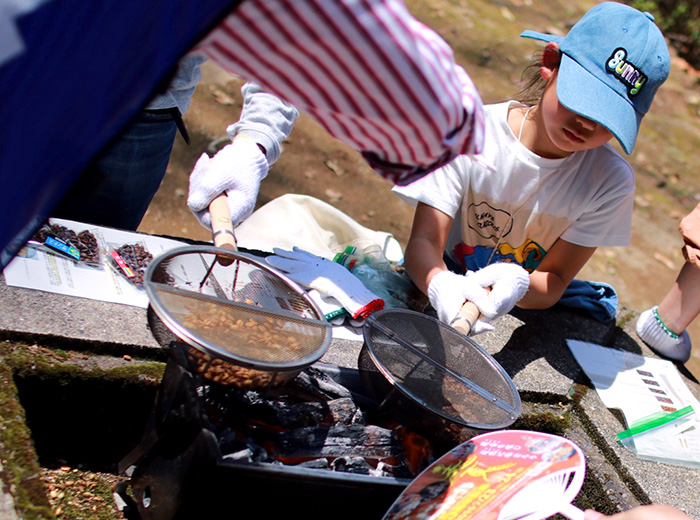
[{"x1": 115, "y1": 343, "x2": 474, "y2": 520}]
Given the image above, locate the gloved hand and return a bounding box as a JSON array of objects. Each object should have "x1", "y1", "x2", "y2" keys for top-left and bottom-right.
[
  {"x1": 266, "y1": 247, "x2": 384, "y2": 319},
  {"x1": 428, "y1": 263, "x2": 529, "y2": 334},
  {"x1": 187, "y1": 136, "x2": 268, "y2": 229},
  {"x1": 469, "y1": 262, "x2": 530, "y2": 317}
]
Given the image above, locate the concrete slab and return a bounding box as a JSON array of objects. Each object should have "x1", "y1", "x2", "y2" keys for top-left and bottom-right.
[
  {"x1": 2, "y1": 266, "x2": 700, "y2": 517},
  {"x1": 579, "y1": 388, "x2": 700, "y2": 518},
  {"x1": 0, "y1": 276, "x2": 160, "y2": 352}
]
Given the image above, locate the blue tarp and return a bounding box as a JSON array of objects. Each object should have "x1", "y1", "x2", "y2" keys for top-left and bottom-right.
[{"x1": 0, "y1": 0, "x2": 240, "y2": 269}]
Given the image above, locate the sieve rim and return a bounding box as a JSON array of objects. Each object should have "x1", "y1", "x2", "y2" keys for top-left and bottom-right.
[
  {"x1": 144, "y1": 245, "x2": 332, "y2": 372},
  {"x1": 362, "y1": 308, "x2": 521, "y2": 429}
]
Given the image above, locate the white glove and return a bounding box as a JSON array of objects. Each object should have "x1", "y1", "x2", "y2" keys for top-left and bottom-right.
[
  {"x1": 266, "y1": 247, "x2": 384, "y2": 319},
  {"x1": 469, "y1": 262, "x2": 530, "y2": 318},
  {"x1": 427, "y1": 263, "x2": 529, "y2": 333},
  {"x1": 428, "y1": 270, "x2": 493, "y2": 325},
  {"x1": 187, "y1": 136, "x2": 268, "y2": 229},
  {"x1": 307, "y1": 290, "x2": 348, "y2": 325}
]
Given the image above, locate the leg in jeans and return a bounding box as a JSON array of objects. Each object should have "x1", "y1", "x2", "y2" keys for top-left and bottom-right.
[{"x1": 52, "y1": 109, "x2": 178, "y2": 231}]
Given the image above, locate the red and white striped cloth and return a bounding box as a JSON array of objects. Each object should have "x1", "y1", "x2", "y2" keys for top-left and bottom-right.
[{"x1": 197, "y1": 0, "x2": 484, "y2": 185}]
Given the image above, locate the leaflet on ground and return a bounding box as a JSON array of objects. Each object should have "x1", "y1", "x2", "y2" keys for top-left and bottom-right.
[
  {"x1": 2, "y1": 218, "x2": 186, "y2": 308},
  {"x1": 567, "y1": 339, "x2": 700, "y2": 468}
]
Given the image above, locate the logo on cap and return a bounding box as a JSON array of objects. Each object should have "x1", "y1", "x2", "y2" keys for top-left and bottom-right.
[{"x1": 606, "y1": 48, "x2": 648, "y2": 97}]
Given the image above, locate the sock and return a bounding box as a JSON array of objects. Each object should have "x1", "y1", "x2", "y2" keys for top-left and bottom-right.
[{"x1": 636, "y1": 307, "x2": 692, "y2": 363}]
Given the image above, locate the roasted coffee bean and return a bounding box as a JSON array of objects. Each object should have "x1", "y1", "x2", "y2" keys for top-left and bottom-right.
[
  {"x1": 113, "y1": 243, "x2": 154, "y2": 284},
  {"x1": 32, "y1": 223, "x2": 100, "y2": 265}
]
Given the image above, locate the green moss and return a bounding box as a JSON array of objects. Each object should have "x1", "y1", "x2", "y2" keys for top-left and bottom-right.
[
  {"x1": 1, "y1": 341, "x2": 164, "y2": 387},
  {"x1": 103, "y1": 363, "x2": 165, "y2": 383},
  {"x1": 0, "y1": 362, "x2": 55, "y2": 519},
  {"x1": 511, "y1": 410, "x2": 572, "y2": 435}
]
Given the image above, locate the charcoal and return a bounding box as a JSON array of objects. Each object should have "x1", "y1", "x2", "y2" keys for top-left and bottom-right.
[
  {"x1": 273, "y1": 424, "x2": 406, "y2": 464},
  {"x1": 372, "y1": 461, "x2": 407, "y2": 478},
  {"x1": 190, "y1": 361, "x2": 432, "y2": 479},
  {"x1": 223, "y1": 448, "x2": 255, "y2": 463},
  {"x1": 270, "y1": 397, "x2": 361, "y2": 429},
  {"x1": 286, "y1": 367, "x2": 353, "y2": 401},
  {"x1": 331, "y1": 456, "x2": 374, "y2": 475},
  {"x1": 295, "y1": 459, "x2": 330, "y2": 470}
]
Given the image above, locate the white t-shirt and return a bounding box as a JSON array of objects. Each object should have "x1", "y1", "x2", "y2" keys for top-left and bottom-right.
[{"x1": 393, "y1": 101, "x2": 635, "y2": 273}]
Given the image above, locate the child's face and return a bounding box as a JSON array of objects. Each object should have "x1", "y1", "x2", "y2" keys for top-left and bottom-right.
[{"x1": 539, "y1": 70, "x2": 614, "y2": 156}]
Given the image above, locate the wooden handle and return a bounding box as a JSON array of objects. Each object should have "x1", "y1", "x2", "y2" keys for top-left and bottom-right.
[
  {"x1": 209, "y1": 193, "x2": 236, "y2": 266},
  {"x1": 451, "y1": 300, "x2": 481, "y2": 336},
  {"x1": 450, "y1": 286, "x2": 490, "y2": 336}
]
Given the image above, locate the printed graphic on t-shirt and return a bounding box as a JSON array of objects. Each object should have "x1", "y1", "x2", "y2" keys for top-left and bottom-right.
[
  {"x1": 456, "y1": 240, "x2": 545, "y2": 274},
  {"x1": 458, "y1": 201, "x2": 546, "y2": 273},
  {"x1": 467, "y1": 201, "x2": 512, "y2": 240}
]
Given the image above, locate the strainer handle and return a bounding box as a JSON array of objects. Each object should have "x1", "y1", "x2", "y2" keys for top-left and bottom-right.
[
  {"x1": 451, "y1": 300, "x2": 481, "y2": 335},
  {"x1": 209, "y1": 193, "x2": 237, "y2": 267},
  {"x1": 209, "y1": 193, "x2": 238, "y2": 251}
]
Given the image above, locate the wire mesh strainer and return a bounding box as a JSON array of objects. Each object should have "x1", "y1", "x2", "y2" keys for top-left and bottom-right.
[
  {"x1": 144, "y1": 245, "x2": 332, "y2": 376},
  {"x1": 362, "y1": 308, "x2": 521, "y2": 430}
]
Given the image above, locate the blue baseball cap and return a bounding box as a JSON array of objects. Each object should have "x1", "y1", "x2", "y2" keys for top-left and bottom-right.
[{"x1": 521, "y1": 1, "x2": 670, "y2": 154}]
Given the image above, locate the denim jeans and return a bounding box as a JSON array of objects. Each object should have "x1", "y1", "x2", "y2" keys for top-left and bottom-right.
[{"x1": 52, "y1": 109, "x2": 179, "y2": 231}]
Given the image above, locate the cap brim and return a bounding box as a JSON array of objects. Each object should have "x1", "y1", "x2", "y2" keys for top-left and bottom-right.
[
  {"x1": 556, "y1": 54, "x2": 641, "y2": 154},
  {"x1": 520, "y1": 30, "x2": 564, "y2": 45}
]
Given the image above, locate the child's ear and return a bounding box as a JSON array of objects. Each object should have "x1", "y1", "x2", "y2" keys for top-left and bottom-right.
[{"x1": 540, "y1": 41, "x2": 561, "y2": 80}]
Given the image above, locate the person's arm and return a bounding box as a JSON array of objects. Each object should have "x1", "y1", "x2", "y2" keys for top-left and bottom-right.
[
  {"x1": 404, "y1": 203, "x2": 529, "y2": 331},
  {"x1": 196, "y1": 0, "x2": 484, "y2": 186},
  {"x1": 517, "y1": 238, "x2": 596, "y2": 309},
  {"x1": 403, "y1": 202, "x2": 453, "y2": 294},
  {"x1": 584, "y1": 504, "x2": 692, "y2": 520},
  {"x1": 187, "y1": 82, "x2": 299, "y2": 230},
  {"x1": 227, "y1": 82, "x2": 299, "y2": 165}
]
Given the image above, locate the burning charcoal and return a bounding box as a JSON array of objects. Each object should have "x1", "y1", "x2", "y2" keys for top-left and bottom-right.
[
  {"x1": 273, "y1": 397, "x2": 362, "y2": 429},
  {"x1": 331, "y1": 456, "x2": 374, "y2": 475},
  {"x1": 327, "y1": 397, "x2": 366, "y2": 426},
  {"x1": 273, "y1": 424, "x2": 407, "y2": 465},
  {"x1": 220, "y1": 390, "x2": 364, "y2": 430}
]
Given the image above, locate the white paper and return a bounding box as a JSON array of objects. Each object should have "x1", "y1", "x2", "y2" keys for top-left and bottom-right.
[
  {"x1": 3, "y1": 218, "x2": 187, "y2": 308},
  {"x1": 567, "y1": 339, "x2": 700, "y2": 467}
]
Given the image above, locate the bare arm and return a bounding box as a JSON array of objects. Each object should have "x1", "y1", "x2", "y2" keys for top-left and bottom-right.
[
  {"x1": 404, "y1": 205, "x2": 592, "y2": 311},
  {"x1": 517, "y1": 238, "x2": 596, "y2": 309},
  {"x1": 403, "y1": 202, "x2": 454, "y2": 294}
]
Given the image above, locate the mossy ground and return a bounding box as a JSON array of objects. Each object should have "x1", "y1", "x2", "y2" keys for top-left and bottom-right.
[{"x1": 0, "y1": 340, "x2": 163, "y2": 519}]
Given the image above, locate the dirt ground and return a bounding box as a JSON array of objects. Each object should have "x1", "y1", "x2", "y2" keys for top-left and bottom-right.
[{"x1": 138, "y1": 0, "x2": 700, "y2": 381}]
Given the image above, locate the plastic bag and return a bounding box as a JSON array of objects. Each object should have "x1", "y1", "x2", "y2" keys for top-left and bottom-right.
[{"x1": 333, "y1": 244, "x2": 421, "y2": 310}]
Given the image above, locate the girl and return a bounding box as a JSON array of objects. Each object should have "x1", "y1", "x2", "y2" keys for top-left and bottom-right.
[{"x1": 393, "y1": 2, "x2": 670, "y2": 333}]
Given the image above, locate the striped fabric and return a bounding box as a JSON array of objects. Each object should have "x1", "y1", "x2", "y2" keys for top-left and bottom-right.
[{"x1": 197, "y1": 0, "x2": 484, "y2": 185}]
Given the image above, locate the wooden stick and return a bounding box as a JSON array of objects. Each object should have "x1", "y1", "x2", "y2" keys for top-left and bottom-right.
[
  {"x1": 450, "y1": 300, "x2": 481, "y2": 336},
  {"x1": 208, "y1": 193, "x2": 236, "y2": 266}
]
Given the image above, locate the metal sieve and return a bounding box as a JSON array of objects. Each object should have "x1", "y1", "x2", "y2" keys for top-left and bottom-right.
[
  {"x1": 361, "y1": 308, "x2": 520, "y2": 430},
  {"x1": 144, "y1": 245, "x2": 332, "y2": 379}
]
